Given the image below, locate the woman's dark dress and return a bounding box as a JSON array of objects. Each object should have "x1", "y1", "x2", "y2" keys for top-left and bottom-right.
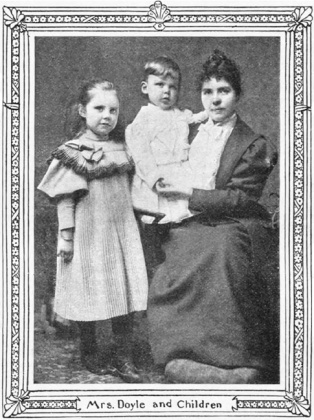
[{"x1": 147, "y1": 117, "x2": 278, "y2": 376}]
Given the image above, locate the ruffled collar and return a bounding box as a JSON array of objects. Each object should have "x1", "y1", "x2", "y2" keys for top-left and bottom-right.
[
  {"x1": 65, "y1": 134, "x2": 126, "y2": 163},
  {"x1": 51, "y1": 134, "x2": 133, "y2": 180}
]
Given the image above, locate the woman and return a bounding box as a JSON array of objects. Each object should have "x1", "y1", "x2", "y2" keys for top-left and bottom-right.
[{"x1": 147, "y1": 50, "x2": 279, "y2": 384}]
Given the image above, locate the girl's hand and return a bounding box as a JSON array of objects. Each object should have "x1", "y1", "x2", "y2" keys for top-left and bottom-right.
[
  {"x1": 57, "y1": 228, "x2": 74, "y2": 263},
  {"x1": 57, "y1": 238, "x2": 74, "y2": 263}
]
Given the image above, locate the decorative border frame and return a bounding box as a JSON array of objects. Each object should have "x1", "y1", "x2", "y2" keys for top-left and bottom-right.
[{"x1": 1, "y1": 1, "x2": 312, "y2": 418}]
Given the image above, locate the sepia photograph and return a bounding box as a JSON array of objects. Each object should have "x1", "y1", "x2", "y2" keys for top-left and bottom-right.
[{"x1": 1, "y1": 1, "x2": 312, "y2": 418}]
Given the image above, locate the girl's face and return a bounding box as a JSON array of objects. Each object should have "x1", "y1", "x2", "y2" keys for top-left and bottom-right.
[
  {"x1": 79, "y1": 88, "x2": 119, "y2": 139},
  {"x1": 141, "y1": 74, "x2": 179, "y2": 110},
  {"x1": 201, "y1": 77, "x2": 238, "y2": 124}
]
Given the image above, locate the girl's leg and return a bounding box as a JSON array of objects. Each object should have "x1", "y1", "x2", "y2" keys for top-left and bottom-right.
[
  {"x1": 77, "y1": 321, "x2": 115, "y2": 375},
  {"x1": 111, "y1": 314, "x2": 142, "y2": 383},
  {"x1": 77, "y1": 321, "x2": 97, "y2": 362}
]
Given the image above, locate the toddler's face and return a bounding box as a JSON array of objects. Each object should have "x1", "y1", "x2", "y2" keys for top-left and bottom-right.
[
  {"x1": 141, "y1": 74, "x2": 179, "y2": 110},
  {"x1": 79, "y1": 88, "x2": 119, "y2": 139}
]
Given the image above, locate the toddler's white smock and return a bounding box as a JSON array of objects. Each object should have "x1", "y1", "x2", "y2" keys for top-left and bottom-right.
[{"x1": 126, "y1": 104, "x2": 207, "y2": 223}]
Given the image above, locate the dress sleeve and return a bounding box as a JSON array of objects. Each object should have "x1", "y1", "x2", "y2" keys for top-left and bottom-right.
[
  {"x1": 57, "y1": 196, "x2": 75, "y2": 230},
  {"x1": 125, "y1": 123, "x2": 163, "y2": 189},
  {"x1": 37, "y1": 158, "x2": 88, "y2": 200},
  {"x1": 189, "y1": 136, "x2": 278, "y2": 218}
]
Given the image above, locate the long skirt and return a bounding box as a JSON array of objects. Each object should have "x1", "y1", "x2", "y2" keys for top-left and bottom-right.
[{"x1": 147, "y1": 219, "x2": 279, "y2": 373}]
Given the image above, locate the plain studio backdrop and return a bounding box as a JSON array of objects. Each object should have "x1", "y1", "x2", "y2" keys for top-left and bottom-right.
[{"x1": 34, "y1": 36, "x2": 280, "y2": 309}]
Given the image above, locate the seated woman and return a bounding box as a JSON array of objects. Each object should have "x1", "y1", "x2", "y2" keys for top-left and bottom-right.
[{"x1": 147, "y1": 50, "x2": 279, "y2": 384}]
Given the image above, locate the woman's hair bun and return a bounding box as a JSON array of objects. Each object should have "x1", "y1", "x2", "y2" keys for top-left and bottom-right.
[
  {"x1": 203, "y1": 49, "x2": 227, "y2": 70},
  {"x1": 211, "y1": 49, "x2": 227, "y2": 63},
  {"x1": 197, "y1": 49, "x2": 242, "y2": 97}
]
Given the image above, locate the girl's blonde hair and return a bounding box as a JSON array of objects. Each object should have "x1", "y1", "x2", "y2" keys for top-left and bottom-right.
[{"x1": 64, "y1": 79, "x2": 121, "y2": 141}]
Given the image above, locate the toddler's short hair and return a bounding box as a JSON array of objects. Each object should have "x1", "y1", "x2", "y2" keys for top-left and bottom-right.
[{"x1": 143, "y1": 56, "x2": 181, "y2": 86}]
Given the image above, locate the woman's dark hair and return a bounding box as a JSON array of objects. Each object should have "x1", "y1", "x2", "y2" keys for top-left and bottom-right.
[
  {"x1": 197, "y1": 50, "x2": 242, "y2": 97},
  {"x1": 63, "y1": 78, "x2": 123, "y2": 141}
]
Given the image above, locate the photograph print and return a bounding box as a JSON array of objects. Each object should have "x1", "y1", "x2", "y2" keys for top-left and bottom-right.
[{"x1": 1, "y1": 1, "x2": 312, "y2": 418}]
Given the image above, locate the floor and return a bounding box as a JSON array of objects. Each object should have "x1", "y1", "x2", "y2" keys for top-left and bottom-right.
[{"x1": 34, "y1": 311, "x2": 168, "y2": 384}]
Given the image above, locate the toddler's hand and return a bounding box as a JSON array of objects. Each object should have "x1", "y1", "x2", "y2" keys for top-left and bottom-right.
[
  {"x1": 193, "y1": 109, "x2": 209, "y2": 123},
  {"x1": 57, "y1": 231, "x2": 74, "y2": 263}
]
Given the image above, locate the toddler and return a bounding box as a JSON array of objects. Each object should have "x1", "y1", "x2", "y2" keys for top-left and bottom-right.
[{"x1": 126, "y1": 56, "x2": 208, "y2": 224}]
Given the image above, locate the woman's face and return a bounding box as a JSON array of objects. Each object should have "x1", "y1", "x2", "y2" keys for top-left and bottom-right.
[{"x1": 201, "y1": 77, "x2": 238, "y2": 124}]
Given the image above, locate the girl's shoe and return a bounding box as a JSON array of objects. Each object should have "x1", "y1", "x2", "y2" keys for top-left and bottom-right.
[
  {"x1": 111, "y1": 315, "x2": 142, "y2": 382},
  {"x1": 82, "y1": 354, "x2": 117, "y2": 376},
  {"x1": 113, "y1": 356, "x2": 143, "y2": 383}
]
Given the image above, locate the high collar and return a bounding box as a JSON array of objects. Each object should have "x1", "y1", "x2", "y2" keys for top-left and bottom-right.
[{"x1": 203, "y1": 112, "x2": 237, "y2": 130}]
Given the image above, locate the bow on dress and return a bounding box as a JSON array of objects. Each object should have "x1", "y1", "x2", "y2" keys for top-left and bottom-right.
[{"x1": 66, "y1": 141, "x2": 104, "y2": 163}]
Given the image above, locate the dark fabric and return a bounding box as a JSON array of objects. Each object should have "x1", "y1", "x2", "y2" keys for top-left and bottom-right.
[
  {"x1": 112, "y1": 314, "x2": 134, "y2": 336},
  {"x1": 112, "y1": 314, "x2": 135, "y2": 360},
  {"x1": 148, "y1": 221, "x2": 277, "y2": 370},
  {"x1": 189, "y1": 119, "x2": 278, "y2": 220},
  {"x1": 77, "y1": 321, "x2": 97, "y2": 357},
  {"x1": 137, "y1": 223, "x2": 170, "y2": 280},
  {"x1": 147, "y1": 116, "x2": 279, "y2": 375}
]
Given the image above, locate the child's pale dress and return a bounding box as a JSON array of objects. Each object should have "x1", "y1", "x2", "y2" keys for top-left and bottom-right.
[
  {"x1": 38, "y1": 132, "x2": 148, "y2": 321},
  {"x1": 126, "y1": 104, "x2": 207, "y2": 223}
]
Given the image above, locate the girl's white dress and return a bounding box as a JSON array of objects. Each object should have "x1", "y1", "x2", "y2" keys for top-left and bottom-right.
[
  {"x1": 38, "y1": 132, "x2": 148, "y2": 321},
  {"x1": 126, "y1": 104, "x2": 207, "y2": 223}
]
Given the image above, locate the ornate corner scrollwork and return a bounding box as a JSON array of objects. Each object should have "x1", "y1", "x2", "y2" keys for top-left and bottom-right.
[
  {"x1": 148, "y1": 1, "x2": 172, "y2": 31},
  {"x1": 4, "y1": 390, "x2": 29, "y2": 417},
  {"x1": 285, "y1": 393, "x2": 311, "y2": 417},
  {"x1": 3, "y1": 7, "x2": 27, "y2": 32},
  {"x1": 288, "y1": 7, "x2": 312, "y2": 31}
]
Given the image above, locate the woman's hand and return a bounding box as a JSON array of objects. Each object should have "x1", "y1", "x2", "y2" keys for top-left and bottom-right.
[
  {"x1": 156, "y1": 180, "x2": 192, "y2": 199},
  {"x1": 57, "y1": 228, "x2": 74, "y2": 263}
]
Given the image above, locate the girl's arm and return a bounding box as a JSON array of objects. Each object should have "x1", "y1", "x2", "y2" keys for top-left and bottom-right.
[{"x1": 57, "y1": 196, "x2": 75, "y2": 263}]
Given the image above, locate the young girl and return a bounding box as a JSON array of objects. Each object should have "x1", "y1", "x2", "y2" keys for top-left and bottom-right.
[
  {"x1": 38, "y1": 79, "x2": 148, "y2": 383},
  {"x1": 126, "y1": 56, "x2": 208, "y2": 225}
]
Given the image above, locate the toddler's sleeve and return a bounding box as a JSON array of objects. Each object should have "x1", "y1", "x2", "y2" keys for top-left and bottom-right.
[
  {"x1": 184, "y1": 109, "x2": 209, "y2": 124},
  {"x1": 38, "y1": 158, "x2": 88, "y2": 200},
  {"x1": 125, "y1": 123, "x2": 162, "y2": 189}
]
